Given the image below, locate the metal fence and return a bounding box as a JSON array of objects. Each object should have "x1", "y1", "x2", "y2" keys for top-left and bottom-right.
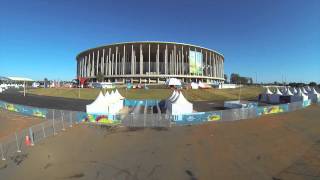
[
  {"x1": 0, "y1": 109, "x2": 79, "y2": 161},
  {"x1": 0, "y1": 99, "x2": 315, "y2": 161}
]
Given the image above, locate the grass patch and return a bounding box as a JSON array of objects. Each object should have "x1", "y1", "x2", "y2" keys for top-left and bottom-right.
[{"x1": 27, "y1": 86, "x2": 263, "y2": 101}]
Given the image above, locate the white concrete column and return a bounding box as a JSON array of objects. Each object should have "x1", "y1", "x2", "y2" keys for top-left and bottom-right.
[
  {"x1": 108, "y1": 48, "x2": 111, "y2": 75},
  {"x1": 102, "y1": 49, "x2": 105, "y2": 75},
  {"x1": 96, "y1": 50, "x2": 100, "y2": 75},
  {"x1": 140, "y1": 44, "x2": 143, "y2": 75},
  {"x1": 205, "y1": 51, "x2": 208, "y2": 76},
  {"x1": 165, "y1": 44, "x2": 168, "y2": 75},
  {"x1": 91, "y1": 51, "x2": 95, "y2": 77},
  {"x1": 88, "y1": 54, "x2": 91, "y2": 77},
  {"x1": 123, "y1": 45, "x2": 126, "y2": 75},
  {"x1": 111, "y1": 52, "x2": 113, "y2": 76},
  {"x1": 188, "y1": 47, "x2": 191, "y2": 75},
  {"x1": 115, "y1": 46, "x2": 118, "y2": 75},
  {"x1": 148, "y1": 44, "x2": 150, "y2": 75},
  {"x1": 131, "y1": 45, "x2": 134, "y2": 75},
  {"x1": 105, "y1": 54, "x2": 108, "y2": 76},
  {"x1": 182, "y1": 46, "x2": 184, "y2": 75},
  {"x1": 200, "y1": 49, "x2": 203, "y2": 76},
  {"x1": 156, "y1": 44, "x2": 159, "y2": 75},
  {"x1": 83, "y1": 56, "x2": 87, "y2": 77}
]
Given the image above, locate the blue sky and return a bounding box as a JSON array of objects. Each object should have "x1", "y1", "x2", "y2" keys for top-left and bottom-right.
[{"x1": 0, "y1": 0, "x2": 319, "y2": 83}]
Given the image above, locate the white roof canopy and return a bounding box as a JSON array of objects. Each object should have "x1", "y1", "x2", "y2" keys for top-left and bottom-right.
[{"x1": 7, "y1": 77, "x2": 34, "y2": 81}]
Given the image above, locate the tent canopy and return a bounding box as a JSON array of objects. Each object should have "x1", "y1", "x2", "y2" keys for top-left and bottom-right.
[
  {"x1": 166, "y1": 78, "x2": 181, "y2": 86},
  {"x1": 7, "y1": 77, "x2": 34, "y2": 81}
]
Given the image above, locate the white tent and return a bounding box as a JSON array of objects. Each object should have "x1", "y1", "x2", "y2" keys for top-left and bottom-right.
[
  {"x1": 285, "y1": 88, "x2": 294, "y2": 96},
  {"x1": 291, "y1": 91, "x2": 308, "y2": 102},
  {"x1": 302, "y1": 87, "x2": 308, "y2": 94},
  {"x1": 306, "y1": 86, "x2": 312, "y2": 92},
  {"x1": 269, "y1": 88, "x2": 282, "y2": 103},
  {"x1": 260, "y1": 87, "x2": 272, "y2": 102},
  {"x1": 191, "y1": 82, "x2": 199, "y2": 89},
  {"x1": 166, "y1": 78, "x2": 181, "y2": 86},
  {"x1": 166, "y1": 90, "x2": 180, "y2": 110},
  {"x1": 198, "y1": 81, "x2": 211, "y2": 88},
  {"x1": 292, "y1": 87, "x2": 298, "y2": 94},
  {"x1": 86, "y1": 89, "x2": 125, "y2": 115},
  {"x1": 168, "y1": 92, "x2": 193, "y2": 115},
  {"x1": 86, "y1": 91, "x2": 108, "y2": 114},
  {"x1": 308, "y1": 88, "x2": 320, "y2": 103}
]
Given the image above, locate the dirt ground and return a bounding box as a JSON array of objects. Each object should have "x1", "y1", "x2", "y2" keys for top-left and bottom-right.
[
  {"x1": 0, "y1": 109, "x2": 43, "y2": 140},
  {"x1": 0, "y1": 105, "x2": 320, "y2": 180}
]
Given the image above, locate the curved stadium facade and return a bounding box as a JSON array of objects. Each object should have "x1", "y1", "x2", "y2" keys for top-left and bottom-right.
[{"x1": 76, "y1": 41, "x2": 224, "y2": 84}]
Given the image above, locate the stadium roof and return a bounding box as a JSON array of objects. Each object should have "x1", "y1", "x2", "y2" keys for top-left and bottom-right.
[
  {"x1": 0, "y1": 76, "x2": 10, "y2": 81},
  {"x1": 7, "y1": 77, "x2": 34, "y2": 81}
]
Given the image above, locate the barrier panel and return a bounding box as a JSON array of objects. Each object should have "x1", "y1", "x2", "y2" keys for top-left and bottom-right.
[
  {"x1": 173, "y1": 111, "x2": 222, "y2": 125},
  {"x1": 0, "y1": 100, "x2": 47, "y2": 118},
  {"x1": 0, "y1": 98, "x2": 316, "y2": 162}
]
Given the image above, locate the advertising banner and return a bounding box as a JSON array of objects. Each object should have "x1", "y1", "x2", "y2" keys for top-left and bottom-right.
[
  {"x1": 189, "y1": 50, "x2": 203, "y2": 75},
  {"x1": 256, "y1": 104, "x2": 289, "y2": 116},
  {"x1": 173, "y1": 111, "x2": 222, "y2": 125}
]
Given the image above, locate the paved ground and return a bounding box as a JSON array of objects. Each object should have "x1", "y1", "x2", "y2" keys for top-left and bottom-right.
[
  {"x1": 0, "y1": 105, "x2": 319, "y2": 179},
  {"x1": 0, "y1": 89, "x2": 229, "y2": 112},
  {"x1": 0, "y1": 109, "x2": 43, "y2": 140},
  {"x1": 0, "y1": 89, "x2": 91, "y2": 112}
]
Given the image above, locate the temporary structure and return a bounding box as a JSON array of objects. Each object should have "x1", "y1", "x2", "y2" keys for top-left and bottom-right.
[
  {"x1": 284, "y1": 88, "x2": 294, "y2": 96},
  {"x1": 269, "y1": 88, "x2": 282, "y2": 103},
  {"x1": 86, "y1": 91, "x2": 108, "y2": 114},
  {"x1": 166, "y1": 90, "x2": 179, "y2": 110},
  {"x1": 86, "y1": 89, "x2": 125, "y2": 115},
  {"x1": 191, "y1": 82, "x2": 199, "y2": 89},
  {"x1": 167, "y1": 92, "x2": 193, "y2": 115},
  {"x1": 302, "y1": 87, "x2": 308, "y2": 94},
  {"x1": 291, "y1": 91, "x2": 308, "y2": 102},
  {"x1": 166, "y1": 78, "x2": 182, "y2": 86},
  {"x1": 198, "y1": 81, "x2": 211, "y2": 89},
  {"x1": 260, "y1": 87, "x2": 272, "y2": 102},
  {"x1": 308, "y1": 88, "x2": 320, "y2": 103},
  {"x1": 292, "y1": 87, "x2": 298, "y2": 94}
]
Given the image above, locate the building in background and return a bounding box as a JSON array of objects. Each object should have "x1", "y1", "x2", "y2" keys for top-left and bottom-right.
[{"x1": 76, "y1": 41, "x2": 225, "y2": 84}]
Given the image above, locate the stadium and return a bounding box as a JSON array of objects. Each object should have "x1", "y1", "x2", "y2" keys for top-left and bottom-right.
[{"x1": 76, "y1": 41, "x2": 225, "y2": 84}]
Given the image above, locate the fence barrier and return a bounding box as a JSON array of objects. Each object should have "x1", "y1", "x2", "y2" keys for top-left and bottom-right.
[{"x1": 0, "y1": 99, "x2": 315, "y2": 162}]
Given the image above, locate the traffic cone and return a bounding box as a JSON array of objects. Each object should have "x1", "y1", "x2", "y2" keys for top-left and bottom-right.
[{"x1": 25, "y1": 135, "x2": 31, "y2": 146}]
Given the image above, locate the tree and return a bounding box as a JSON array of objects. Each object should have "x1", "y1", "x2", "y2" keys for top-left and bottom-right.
[
  {"x1": 230, "y1": 73, "x2": 240, "y2": 84},
  {"x1": 224, "y1": 74, "x2": 228, "y2": 83},
  {"x1": 96, "y1": 73, "x2": 104, "y2": 82},
  {"x1": 309, "y1": 82, "x2": 317, "y2": 87},
  {"x1": 44, "y1": 78, "x2": 48, "y2": 88}
]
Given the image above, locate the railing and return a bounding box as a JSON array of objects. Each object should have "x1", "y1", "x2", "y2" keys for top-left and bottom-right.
[{"x1": 0, "y1": 99, "x2": 314, "y2": 161}]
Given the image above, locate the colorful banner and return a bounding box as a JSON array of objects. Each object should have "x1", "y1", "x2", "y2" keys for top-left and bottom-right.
[
  {"x1": 189, "y1": 50, "x2": 203, "y2": 75},
  {"x1": 256, "y1": 104, "x2": 289, "y2": 116},
  {"x1": 173, "y1": 111, "x2": 222, "y2": 125},
  {"x1": 0, "y1": 100, "x2": 47, "y2": 118},
  {"x1": 82, "y1": 114, "x2": 121, "y2": 125},
  {"x1": 303, "y1": 100, "x2": 311, "y2": 107}
]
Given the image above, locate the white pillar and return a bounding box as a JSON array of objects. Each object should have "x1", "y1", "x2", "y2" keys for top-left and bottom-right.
[
  {"x1": 96, "y1": 50, "x2": 100, "y2": 75},
  {"x1": 182, "y1": 46, "x2": 184, "y2": 75},
  {"x1": 165, "y1": 44, "x2": 168, "y2": 75},
  {"x1": 140, "y1": 44, "x2": 143, "y2": 75},
  {"x1": 123, "y1": 45, "x2": 126, "y2": 75},
  {"x1": 91, "y1": 52, "x2": 95, "y2": 77},
  {"x1": 156, "y1": 44, "x2": 159, "y2": 75},
  {"x1": 115, "y1": 47, "x2": 118, "y2": 75},
  {"x1": 148, "y1": 44, "x2": 150, "y2": 75},
  {"x1": 102, "y1": 49, "x2": 105, "y2": 75}
]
